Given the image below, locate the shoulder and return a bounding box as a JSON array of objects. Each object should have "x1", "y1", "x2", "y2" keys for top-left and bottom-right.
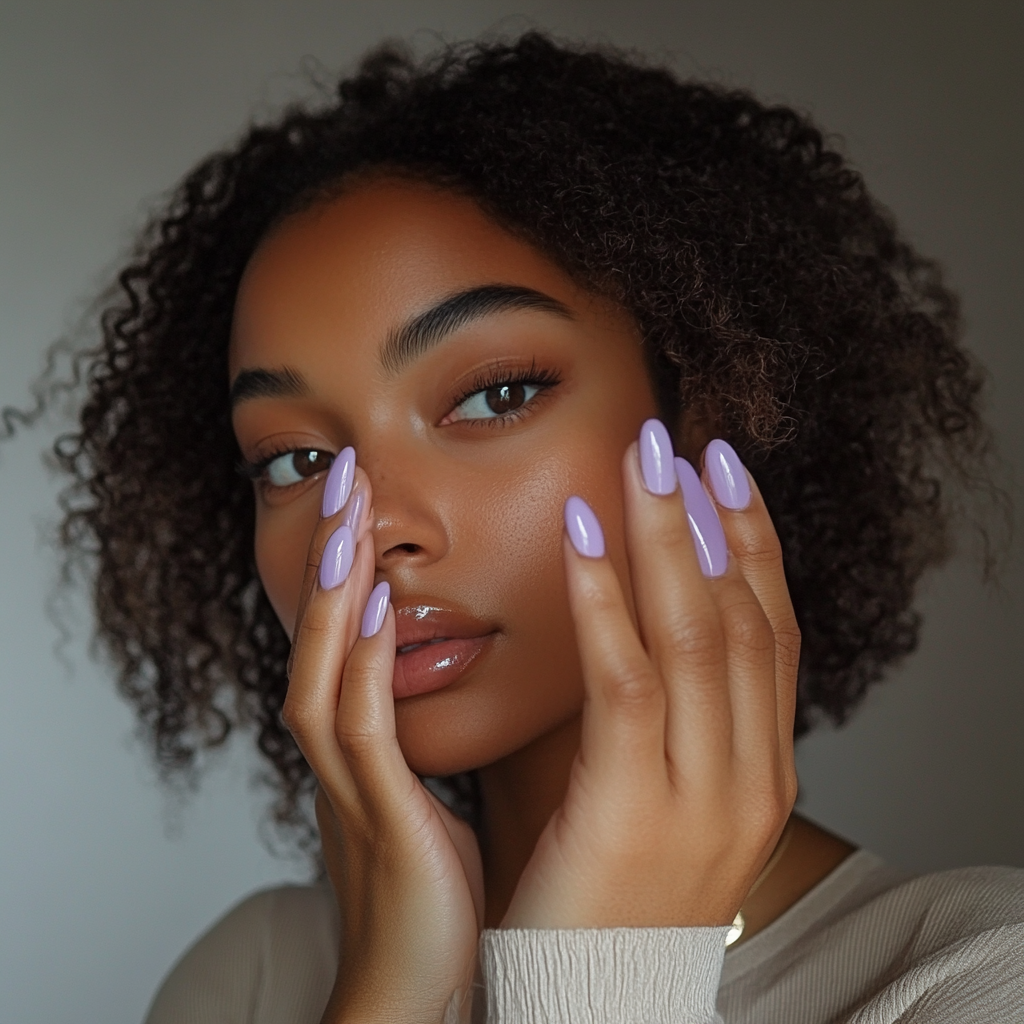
[
  {"x1": 721, "y1": 855, "x2": 1024, "y2": 1023},
  {"x1": 867, "y1": 863, "x2": 1024, "y2": 950},
  {"x1": 144, "y1": 882, "x2": 339, "y2": 1024},
  {"x1": 844, "y1": 864, "x2": 1024, "y2": 1023}
]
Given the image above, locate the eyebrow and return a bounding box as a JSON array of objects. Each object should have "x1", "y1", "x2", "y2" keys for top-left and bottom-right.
[
  {"x1": 230, "y1": 366, "x2": 308, "y2": 408},
  {"x1": 380, "y1": 284, "x2": 574, "y2": 376}
]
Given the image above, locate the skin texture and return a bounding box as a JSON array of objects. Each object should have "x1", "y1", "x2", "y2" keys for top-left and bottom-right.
[{"x1": 230, "y1": 179, "x2": 853, "y2": 1021}]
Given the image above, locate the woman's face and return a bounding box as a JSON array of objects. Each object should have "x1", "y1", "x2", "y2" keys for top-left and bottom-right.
[{"x1": 230, "y1": 179, "x2": 661, "y2": 777}]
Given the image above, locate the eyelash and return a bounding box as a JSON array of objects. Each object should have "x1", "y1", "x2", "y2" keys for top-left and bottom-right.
[
  {"x1": 447, "y1": 361, "x2": 562, "y2": 426},
  {"x1": 236, "y1": 363, "x2": 561, "y2": 485},
  {"x1": 236, "y1": 447, "x2": 331, "y2": 482}
]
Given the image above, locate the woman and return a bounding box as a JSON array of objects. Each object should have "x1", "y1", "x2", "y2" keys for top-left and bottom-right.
[{"x1": 25, "y1": 33, "x2": 1021, "y2": 1022}]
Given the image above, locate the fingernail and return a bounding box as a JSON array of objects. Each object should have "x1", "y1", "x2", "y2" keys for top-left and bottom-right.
[
  {"x1": 361, "y1": 581, "x2": 390, "y2": 637},
  {"x1": 341, "y1": 484, "x2": 365, "y2": 531},
  {"x1": 564, "y1": 496, "x2": 605, "y2": 558},
  {"x1": 704, "y1": 439, "x2": 751, "y2": 511},
  {"x1": 319, "y1": 524, "x2": 354, "y2": 589},
  {"x1": 321, "y1": 446, "x2": 356, "y2": 518},
  {"x1": 638, "y1": 418, "x2": 676, "y2": 495},
  {"x1": 675, "y1": 457, "x2": 728, "y2": 578}
]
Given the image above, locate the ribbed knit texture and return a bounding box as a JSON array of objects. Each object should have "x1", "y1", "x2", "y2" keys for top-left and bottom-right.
[
  {"x1": 144, "y1": 852, "x2": 1024, "y2": 1023},
  {"x1": 480, "y1": 927, "x2": 728, "y2": 1023}
]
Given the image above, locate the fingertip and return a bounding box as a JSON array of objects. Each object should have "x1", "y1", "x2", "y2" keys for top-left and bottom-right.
[
  {"x1": 360, "y1": 580, "x2": 391, "y2": 638},
  {"x1": 702, "y1": 439, "x2": 752, "y2": 511},
  {"x1": 675, "y1": 457, "x2": 728, "y2": 578},
  {"x1": 319, "y1": 524, "x2": 355, "y2": 590},
  {"x1": 321, "y1": 446, "x2": 356, "y2": 518},
  {"x1": 564, "y1": 495, "x2": 605, "y2": 558}
]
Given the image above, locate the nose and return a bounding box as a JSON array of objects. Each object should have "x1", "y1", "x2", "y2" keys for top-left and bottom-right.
[{"x1": 361, "y1": 445, "x2": 450, "y2": 571}]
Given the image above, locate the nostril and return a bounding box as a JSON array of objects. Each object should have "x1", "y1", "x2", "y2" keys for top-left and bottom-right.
[{"x1": 388, "y1": 543, "x2": 421, "y2": 555}]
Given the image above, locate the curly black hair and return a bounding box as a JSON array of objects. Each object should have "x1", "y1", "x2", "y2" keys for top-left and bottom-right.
[{"x1": 5, "y1": 32, "x2": 998, "y2": 848}]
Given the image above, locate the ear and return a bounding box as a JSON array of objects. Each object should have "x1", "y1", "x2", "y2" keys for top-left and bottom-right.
[{"x1": 673, "y1": 397, "x2": 721, "y2": 465}]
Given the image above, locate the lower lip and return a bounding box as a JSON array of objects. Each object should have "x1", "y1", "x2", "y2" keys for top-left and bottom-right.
[{"x1": 392, "y1": 635, "x2": 492, "y2": 699}]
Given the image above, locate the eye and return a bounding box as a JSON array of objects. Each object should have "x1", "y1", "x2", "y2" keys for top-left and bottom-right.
[
  {"x1": 263, "y1": 449, "x2": 333, "y2": 487},
  {"x1": 449, "y1": 381, "x2": 543, "y2": 422}
]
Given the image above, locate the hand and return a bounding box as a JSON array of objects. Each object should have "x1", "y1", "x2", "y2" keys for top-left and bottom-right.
[
  {"x1": 501, "y1": 426, "x2": 800, "y2": 930},
  {"x1": 281, "y1": 455, "x2": 484, "y2": 1024}
]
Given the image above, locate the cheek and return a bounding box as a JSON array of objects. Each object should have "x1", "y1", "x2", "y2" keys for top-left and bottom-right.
[{"x1": 254, "y1": 504, "x2": 313, "y2": 638}]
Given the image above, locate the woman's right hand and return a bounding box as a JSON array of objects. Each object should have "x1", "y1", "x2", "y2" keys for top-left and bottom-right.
[{"x1": 281, "y1": 453, "x2": 484, "y2": 1024}]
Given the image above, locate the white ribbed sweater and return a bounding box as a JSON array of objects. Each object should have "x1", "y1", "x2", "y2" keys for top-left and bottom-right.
[{"x1": 145, "y1": 851, "x2": 1024, "y2": 1023}]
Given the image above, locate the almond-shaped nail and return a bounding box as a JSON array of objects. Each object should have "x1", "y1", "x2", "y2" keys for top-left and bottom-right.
[
  {"x1": 638, "y1": 418, "x2": 676, "y2": 495},
  {"x1": 321, "y1": 446, "x2": 356, "y2": 518},
  {"x1": 319, "y1": 524, "x2": 354, "y2": 590},
  {"x1": 564, "y1": 496, "x2": 605, "y2": 558},
  {"x1": 704, "y1": 439, "x2": 751, "y2": 511},
  {"x1": 341, "y1": 485, "x2": 365, "y2": 532},
  {"x1": 675, "y1": 457, "x2": 728, "y2": 578},
  {"x1": 361, "y1": 581, "x2": 390, "y2": 637}
]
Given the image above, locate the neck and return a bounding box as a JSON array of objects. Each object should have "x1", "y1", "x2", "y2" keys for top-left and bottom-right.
[{"x1": 477, "y1": 714, "x2": 581, "y2": 927}]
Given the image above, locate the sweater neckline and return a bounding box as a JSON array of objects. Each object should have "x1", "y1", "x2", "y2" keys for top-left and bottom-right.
[{"x1": 719, "y1": 848, "x2": 904, "y2": 987}]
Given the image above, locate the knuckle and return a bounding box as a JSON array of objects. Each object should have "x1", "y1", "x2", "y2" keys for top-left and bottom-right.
[
  {"x1": 722, "y1": 601, "x2": 774, "y2": 656},
  {"x1": 731, "y1": 526, "x2": 783, "y2": 569},
  {"x1": 604, "y1": 663, "x2": 660, "y2": 711},
  {"x1": 280, "y1": 695, "x2": 316, "y2": 739},
  {"x1": 662, "y1": 616, "x2": 725, "y2": 664}
]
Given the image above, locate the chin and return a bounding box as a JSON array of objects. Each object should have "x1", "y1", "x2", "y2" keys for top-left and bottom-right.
[
  {"x1": 393, "y1": 665, "x2": 580, "y2": 778},
  {"x1": 394, "y1": 686, "x2": 527, "y2": 777}
]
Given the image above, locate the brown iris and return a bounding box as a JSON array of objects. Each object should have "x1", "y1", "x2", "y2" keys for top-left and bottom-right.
[
  {"x1": 485, "y1": 383, "x2": 527, "y2": 415},
  {"x1": 292, "y1": 450, "x2": 331, "y2": 477}
]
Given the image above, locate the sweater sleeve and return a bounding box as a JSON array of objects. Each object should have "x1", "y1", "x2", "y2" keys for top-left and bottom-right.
[{"x1": 479, "y1": 926, "x2": 729, "y2": 1024}]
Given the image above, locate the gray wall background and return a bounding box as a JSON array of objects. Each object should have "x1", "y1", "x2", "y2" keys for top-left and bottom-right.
[{"x1": 0, "y1": 2, "x2": 1020, "y2": 1022}]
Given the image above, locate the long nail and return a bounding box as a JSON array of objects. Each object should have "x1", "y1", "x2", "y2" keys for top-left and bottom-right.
[
  {"x1": 675, "y1": 457, "x2": 728, "y2": 578},
  {"x1": 704, "y1": 439, "x2": 751, "y2": 511},
  {"x1": 321, "y1": 446, "x2": 356, "y2": 518},
  {"x1": 341, "y1": 484, "x2": 365, "y2": 532},
  {"x1": 361, "y1": 581, "x2": 390, "y2": 638},
  {"x1": 564, "y1": 496, "x2": 605, "y2": 558},
  {"x1": 319, "y1": 524, "x2": 354, "y2": 589},
  {"x1": 638, "y1": 418, "x2": 676, "y2": 495}
]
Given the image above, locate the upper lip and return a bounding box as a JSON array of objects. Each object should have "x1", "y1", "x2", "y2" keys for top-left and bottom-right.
[{"x1": 392, "y1": 599, "x2": 497, "y2": 652}]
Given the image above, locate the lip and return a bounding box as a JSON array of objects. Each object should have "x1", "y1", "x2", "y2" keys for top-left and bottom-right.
[{"x1": 391, "y1": 601, "x2": 497, "y2": 700}]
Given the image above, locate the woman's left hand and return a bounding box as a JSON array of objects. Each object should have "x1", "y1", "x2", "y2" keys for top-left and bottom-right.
[{"x1": 501, "y1": 428, "x2": 801, "y2": 929}]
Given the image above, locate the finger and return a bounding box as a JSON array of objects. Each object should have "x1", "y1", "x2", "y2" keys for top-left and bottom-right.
[
  {"x1": 701, "y1": 440, "x2": 800, "y2": 750},
  {"x1": 621, "y1": 424, "x2": 732, "y2": 774},
  {"x1": 282, "y1": 466, "x2": 375, "y2": 796},
  {"x1": 562, "y1": 496, "x2": 664, "y2": 789},
  {"x1": 703, "y1": 559, "x2": 779, "y2": 777},
  {"x1": 334, "y1": 592, "x2": 413, "y2": 810},
  {"x1": 289, "y1": 458, "x2": 372, "y2": 650}
]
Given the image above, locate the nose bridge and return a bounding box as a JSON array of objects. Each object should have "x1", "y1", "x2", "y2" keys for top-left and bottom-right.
[{"x1": 360, "y1": 432, "x2": 450, "y2": 566}]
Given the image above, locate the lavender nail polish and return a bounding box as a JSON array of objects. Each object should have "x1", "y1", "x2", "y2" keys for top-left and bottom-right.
[
  {"x1": 675, "y1": 457, "x2": 728, "y2": 578},
  {"x1": 704, "y1": 439, "x2": 751, "y2": 511},
  {"x1": 564, "y1": 496, "x2": 605, "y2": 558},
  {"x1": 638, "y1": 418, "x2": 676, "y2": 495},
  {"x1": 321, "y1": 446, "x2": 356, "y2": 518},
  {"x1": 361, "y1": 581, "x2": 390, "y2": 638},
  {"x1": 319, "y1": 524, "x2": 354, "y2": 590},
  {"x1": 341, "y1": 487, "x2": 365, "y2": 532}
]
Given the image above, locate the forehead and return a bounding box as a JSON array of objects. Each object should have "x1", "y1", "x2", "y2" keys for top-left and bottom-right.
[{"x1": 229, "y1": 179, "x2": 587, "y2": 375}]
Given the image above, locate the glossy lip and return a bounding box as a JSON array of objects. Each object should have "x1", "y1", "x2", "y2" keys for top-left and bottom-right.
[{"x1": 391, "y1": 600, "x2": 498, "y2": 700}]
